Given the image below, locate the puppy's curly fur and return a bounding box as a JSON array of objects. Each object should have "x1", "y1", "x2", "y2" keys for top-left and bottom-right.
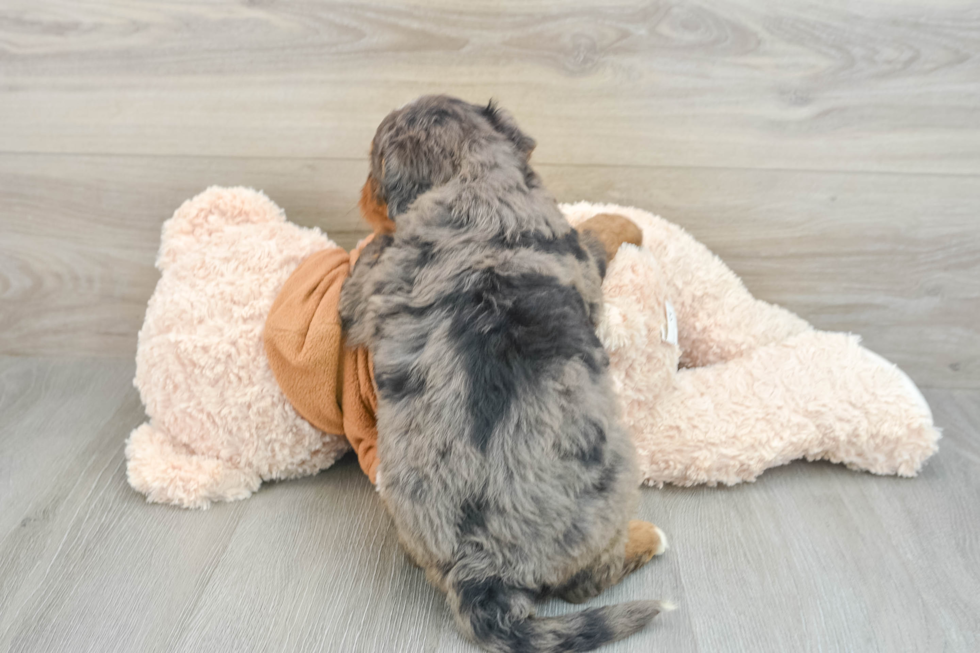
[{"x1": 340, "y1": 96, "x2": 668, "y2": 653}]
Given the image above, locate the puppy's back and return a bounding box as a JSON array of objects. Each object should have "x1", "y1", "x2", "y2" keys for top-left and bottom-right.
[
  {"x1": 342, "y1": 95, "x2": 664, "y2": 652},
  {"x1": 372, "y1": 210, "x2": 650, "y2": 646}
]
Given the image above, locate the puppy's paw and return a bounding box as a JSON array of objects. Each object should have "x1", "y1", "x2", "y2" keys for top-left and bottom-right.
[
  {"x1": 624, "y1": 520, "x2": 668, "y2": 573},
  {"x1": 653, "y1": 525, "x2": 669, "y2": 556}
]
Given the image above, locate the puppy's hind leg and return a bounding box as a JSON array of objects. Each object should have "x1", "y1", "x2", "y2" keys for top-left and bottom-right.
[
  {"x1": 556, "y1": 530, "x2": 626, "y2": 605},
  {"x1": 558, "y1": 521, "x2": 668, "y2": 604},
  {"x1": 623, "y1": 520, "x2": 668, "y2": 575}
]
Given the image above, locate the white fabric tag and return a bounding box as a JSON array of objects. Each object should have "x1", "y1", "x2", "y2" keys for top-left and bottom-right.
[{"x1": 662, "y1": 300, "x2": 678, "y2": 346}]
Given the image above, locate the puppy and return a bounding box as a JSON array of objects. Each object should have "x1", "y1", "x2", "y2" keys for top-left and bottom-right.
[{"x1": 340, "y1": 95, "x2": 669, "y2": 653}]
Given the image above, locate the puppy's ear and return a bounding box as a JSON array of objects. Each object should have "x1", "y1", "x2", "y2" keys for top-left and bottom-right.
[
  {"x1": 578, "y1": 229, "x2": 608, "y2": 280},
  {"x1": 381, "y1": 141, "x2": 434, "y2": 220},
  {"x1": 481, "y1": 100, "x2": 536, "y2": 157}
]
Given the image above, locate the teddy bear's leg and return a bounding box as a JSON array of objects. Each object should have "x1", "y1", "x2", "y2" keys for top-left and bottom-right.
[
  {"x1": 126, "y1": 423, "x2": 262, "y2": 509},
  {"x1": 632, "y1": 331, "x2": 940, "y2": 487},
  {"x1": 561, "y1": 202, "x2": 811, "y2": 368}
]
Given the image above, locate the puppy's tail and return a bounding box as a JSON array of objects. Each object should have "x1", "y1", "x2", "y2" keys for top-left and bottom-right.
[{"x1": 447, "y1": 573, "x2": 669, "y2": 653}]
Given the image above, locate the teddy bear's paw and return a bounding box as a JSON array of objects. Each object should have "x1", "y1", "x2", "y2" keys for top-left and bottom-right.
[
  {"x1": 126, "y1": 422, "x2": 262, "y2": 509},
  {"x1": 847, "y1": 345, "x2": 941, "y2": 476},
  {"x1": 779, "y1": 332, "x2": 941, "y2": 477},
  {"x1": 596, "y1": 303, "x2": 632, "y2": 352},
  {"x1": 861, "y1": 348, "x2": 933, "y2": 423}
]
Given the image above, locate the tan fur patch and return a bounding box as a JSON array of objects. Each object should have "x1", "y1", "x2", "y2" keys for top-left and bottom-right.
[
  {"x1": 624, "y1": 520, "x2": 664, "y2": 571},
  {"x1": 360, "y1": 176, "x2": 396, "y2": 234}
]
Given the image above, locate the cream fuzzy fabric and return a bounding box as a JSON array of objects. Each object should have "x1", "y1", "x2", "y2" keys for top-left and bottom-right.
[
  {"x1": 127, "y1": 188, "x2": 940, "y2": 509},
  {"x1": 563, "y1": 202, "x2": 941, "y2": 486},
  {"x1": 127, "y1": 188, "x2": 350, "y2": 509}
]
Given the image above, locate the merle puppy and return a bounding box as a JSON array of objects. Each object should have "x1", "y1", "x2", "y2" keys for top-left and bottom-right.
[{"x1": 340, "y1": 95, "x2": 670, "y2": 653}]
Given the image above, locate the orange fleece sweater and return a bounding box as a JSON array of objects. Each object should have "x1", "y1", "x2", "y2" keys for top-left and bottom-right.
[{"x1": 263, "y1": 239, "x2": 381, "y2": 483}]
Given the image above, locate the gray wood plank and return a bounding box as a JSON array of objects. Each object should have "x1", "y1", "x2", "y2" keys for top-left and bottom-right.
[
  {"x1": 2, "y1": 0, "x2": 980, "y2": 649},
  {"x1": 2, "y1": 154, "x2": 977, "y2": 389},
  {"x1": 0, "y1": 358, "x2": 135, "y2": 536},
  {"x1": 1, "y1": 359, "x2": 977, "y2": 652},
  {"x1": 0, "y1": 359, "x2": 247, "y2": 653},
  {"x1": 1, "y1": 1, "x2": 978, "y2": 175}
]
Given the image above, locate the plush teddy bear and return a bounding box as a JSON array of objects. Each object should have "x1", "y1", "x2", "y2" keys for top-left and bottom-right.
[
  {"x1": 126, "y1": 187, "x2": 939, "y2": 509},
  {"x1": 126, "y1": 187, "x2": 352, "y2": 508},
  {"x1": 560, "y1": 202, "x2": 940, "y2": 487}
]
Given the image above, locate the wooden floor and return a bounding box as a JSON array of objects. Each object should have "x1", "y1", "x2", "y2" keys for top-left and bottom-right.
[
  {"x1": 2, "y1": 0, "x2": 979, "y2": 651},
  {"x1": 0, "y1": 358, "x2": 978, "y2": 652}
]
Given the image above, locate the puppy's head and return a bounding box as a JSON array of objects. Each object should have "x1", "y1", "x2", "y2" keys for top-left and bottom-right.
[{"x1": 359, "y1": 95, "x2": 536, "y2": 230}]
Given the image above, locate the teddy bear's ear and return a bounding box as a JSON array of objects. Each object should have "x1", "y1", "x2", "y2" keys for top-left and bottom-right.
[
  {"x1": 577, "y1": 213, "x2": 643, "y2": 264},
  {"x1": 158, "y1": 186, "x2": 285, "y2": 270},
  {"x1": 481, "y1": 99, "x2": 536, "y2": 158}
]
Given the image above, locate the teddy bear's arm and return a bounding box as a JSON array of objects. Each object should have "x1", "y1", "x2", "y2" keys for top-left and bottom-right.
[
  {"x1": 575, "y1": 213, "x2": 645, "y2": 328},
  {"x1": 639, "y1": 216, "x2": 811, "y2": 367},
  {"x1": 563, "y1": 203, "x2": 811, "y2": 367}
]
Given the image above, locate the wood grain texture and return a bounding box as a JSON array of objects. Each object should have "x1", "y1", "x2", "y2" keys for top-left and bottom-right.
[
  {"x1": 2, "y1": 1, "x2": 979, "y2": 650},
  {"x1": 2, "y1": 0, "x2": 978, "y2": 389},
  {"x1": 1, "y1": 0, "x2": 979, "y2": 175},
  {"x1": 2, "y1": 153, "x2": 977, "y2": 388},
  {"x1": 1, "y1": 359, "x2": 978, "y2": 652}
]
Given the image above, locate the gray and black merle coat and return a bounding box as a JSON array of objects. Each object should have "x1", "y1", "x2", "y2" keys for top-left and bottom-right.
[{"x1": 340, "y1": 96, "x2": 667, "y2": 653}]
